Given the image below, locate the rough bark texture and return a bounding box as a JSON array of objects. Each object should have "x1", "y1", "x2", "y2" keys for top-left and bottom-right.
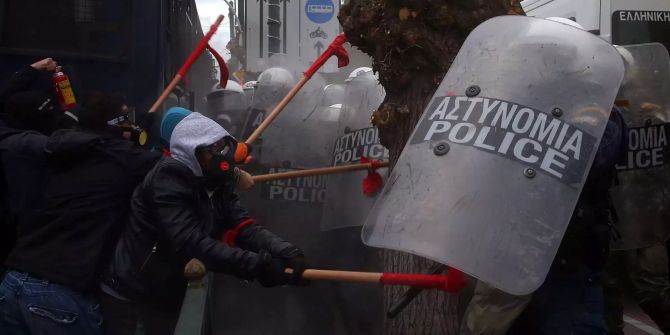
[{"x1": 339, "y1": 1, "x2": 524, "y2": 334}]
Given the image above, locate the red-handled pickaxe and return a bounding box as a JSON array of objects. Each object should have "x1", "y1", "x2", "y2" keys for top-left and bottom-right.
[
  {"x1": 149, "y1": 15, "x2": 227, "y2": 114},
  {"x1": 242, "y1": 33, "x2": 349, "y2": 149},
  {"x1": 207, "y1": 44, "x2": 229, "y2": 89},
  {"x1": 286, "y1": 268, "x2": 467, "y2": 292}
]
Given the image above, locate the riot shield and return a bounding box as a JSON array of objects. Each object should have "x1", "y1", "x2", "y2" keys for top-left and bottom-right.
[
  {"x1": 240, "y1": 67, "x2": 295, "y2": 140},
  {"x1": 205, "y1": 81, "x2": 248, "y2": 138},
  {"x1": 209, "y1": 76, "x2": 383, "y2": 335},
  {"x1": 255, "y1": 74, "x2": 331, "y2": 168},
  {"x1": 362, "y1": 16, "x2": 625, "y2": 295},
  {"x1": 319, "y1": 84, "x2": 345, "y2": 108},
  {"x1": 610, "y1": 43, "x2": 670, "y2": 251},
  {"x1": 320, "y1": 69, "x2": 388, "y2": 231}
]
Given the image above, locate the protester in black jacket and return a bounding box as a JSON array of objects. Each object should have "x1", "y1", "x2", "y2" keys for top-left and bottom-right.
[
  {"x1": 0, "y1": 93, "x2": 161, "y2": 335},
  {"x1": 0, "y1": 58, "x2": 76, "y2": 271},
  {"x1": 0, "y1": 92, "x2": 66, "y2": 271},
  {"x1": 101, "y1": 111, "x2": 306, "y2": 335}
]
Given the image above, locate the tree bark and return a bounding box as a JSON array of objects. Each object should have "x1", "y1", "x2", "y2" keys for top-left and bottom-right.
[{"x1": 339, "y1": 1, "x2": 524, "y2": 334}]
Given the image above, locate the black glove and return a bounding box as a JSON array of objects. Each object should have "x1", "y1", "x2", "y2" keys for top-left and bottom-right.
[
  {"x1": 137, "y1": 110, "x2": 156, "y2": 129},
  {"x1": 282, "y1": 255, "x2": 308, "y2": 285},
  {"x1": 256, "y1": 250, "x2": 291, "y2": 287}
]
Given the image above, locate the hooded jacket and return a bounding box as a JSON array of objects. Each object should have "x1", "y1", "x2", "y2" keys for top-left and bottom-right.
[
  {"x1": 4, "y1": 128, "x2": 161, "y2": 291},
  {"x1": 106, "y1": 112, "x2": 299, "y2": 310}
]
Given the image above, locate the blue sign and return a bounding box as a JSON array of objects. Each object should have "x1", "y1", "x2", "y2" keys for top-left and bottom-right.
[{"x1": 305, "y1": 0, "x2": 335, "y2": 24}]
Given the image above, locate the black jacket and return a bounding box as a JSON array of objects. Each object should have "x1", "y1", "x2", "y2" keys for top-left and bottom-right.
[
  {"x1": 0, "y1": 66, "x2": 48, "y2": 265},
  {"x1": 0, "y1": 120, "x2": 49, "y2": 265},
  {"x1": 5, "y1": 129, "x2": 161, "y2": 291},
  {"x1": 106, "y1": 156, "x2": 299, "y2": 310},
  {"x1": 0, "y1": 66, "x2": 42, "y2": 113},
  {"x1": 553, "y1": 107, "x2": 628, "y2": 273}
]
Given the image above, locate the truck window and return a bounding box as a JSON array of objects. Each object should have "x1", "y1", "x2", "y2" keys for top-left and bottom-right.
[
  {"x1": 0, "y1": 0, "x2": 132, "y2": 61},
  {"x1": 612, "y1": 10, "x2": 670, "y2": 52}
]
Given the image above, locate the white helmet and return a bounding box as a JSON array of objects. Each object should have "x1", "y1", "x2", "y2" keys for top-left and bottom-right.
[
  {"x1": 252, "y1": 68, "x2": 295, "y2": 108},
  {"x1": 546, "y1": 17, "x2": 585, "y2": 30},
  {"x1": 614, "y1": 46, "x2": 638, "y2": 86},
  {"x1": 212, "y1": 80, "x2": 244, "y2": 94},
  {"x1": 615, "y1": 46, "x2": 636, "y2": 68},
  {"x1": 320, "y1": 84, "x2": 345, "y2": 107},
  {"x1": 258, "y1": 67, "x2": 295, "y2": 88},
  {"x1": 345, "y1": 67, "x2": 373, "y2": 82},
  {"x1": 243, "y1": 81, "x2": 258, "y2": 89}
]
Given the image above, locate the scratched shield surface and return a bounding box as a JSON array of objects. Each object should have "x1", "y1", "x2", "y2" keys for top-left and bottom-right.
[
  {"x1": 610, "y1": 43, "x2": 670, "y2": 251},
  {"x1": 362, "y1": 16, "x2": 625, "y2": 295},
  {"x1": 320, "y1": 69, "x2": 388, "y2": 231}
]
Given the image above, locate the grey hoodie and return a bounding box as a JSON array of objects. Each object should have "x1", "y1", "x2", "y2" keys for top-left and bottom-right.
[{"x1": 170, "y1": 112, "x2": 233, "y2": 176}]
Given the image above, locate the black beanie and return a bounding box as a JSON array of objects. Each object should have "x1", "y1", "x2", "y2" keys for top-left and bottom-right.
[{"x1": 78, "y1": 92, "x2": 126, "y2": 131}]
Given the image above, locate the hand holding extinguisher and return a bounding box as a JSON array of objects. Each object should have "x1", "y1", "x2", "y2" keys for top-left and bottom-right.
[
  {"x1": 30, "y1": 58, "x2": 59, "y2": 72},
  {"x1": 28, "y1": 58, "x2": 77, "y2": 112},
  {"x1": 51, "y1": 66, "x2": 77, "y2": 111}
]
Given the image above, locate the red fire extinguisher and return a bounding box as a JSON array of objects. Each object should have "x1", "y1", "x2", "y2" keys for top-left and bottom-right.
[{"x1": 52, "y1": 66, "x2": 77, "y2": 111}]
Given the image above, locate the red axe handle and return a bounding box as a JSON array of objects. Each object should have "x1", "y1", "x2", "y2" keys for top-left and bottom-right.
[
  {"x1": 304, "y1": 33, "x2": 348, "y2": 78},
  {"x1": 244, "y1": 76, "x2": 309, "y2": 144},
  {"x1": 149, "y1": 15, "x2": 225, "y2": 114},
  {"x1": 178, "y1": 15, "x2": 224, "y2": 77},
  {"x1": 244, "y1": 33, "x2": 349, "y2": 145},
  {"x1": 289, "y1": 268, "x2": 467, "y2": 292},
  {"x1": 251, "y1": 161, "x2": 390, "y2": 183}
]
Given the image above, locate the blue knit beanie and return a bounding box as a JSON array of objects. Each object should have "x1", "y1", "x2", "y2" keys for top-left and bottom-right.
[{"x1": 160, "y1": 107, "x2": 192, "y2": 145}]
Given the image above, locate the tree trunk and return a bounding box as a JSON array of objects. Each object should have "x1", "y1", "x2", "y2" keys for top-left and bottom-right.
[{"x1": 339, "y1": 1, "x2": 524, "y2": 334}]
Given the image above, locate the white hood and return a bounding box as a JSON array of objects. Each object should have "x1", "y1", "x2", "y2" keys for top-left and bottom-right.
[{"x1": 170, "y1": 112, "x2": 232, "y2": 176}]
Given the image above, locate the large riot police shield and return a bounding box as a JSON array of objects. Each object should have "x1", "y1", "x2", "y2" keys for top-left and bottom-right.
[
  {"x1": 205, "y1": 81, "x2": 248, "y2": 138},
  {"x1": 362, "y1": 16, "x2": 625, "y2": 295},
  {"x1": 610, "y1": 43, "x2": 670, "y2": 251},
  {"x1": 256, "y1": 75, "x2": 332, "y2": 167},
  {"x1": 209, "y1": 75, "x2": 383, "y2": 335},
  {"x1": 320, "y1": 69, "x2": 388, "y2": 231}
]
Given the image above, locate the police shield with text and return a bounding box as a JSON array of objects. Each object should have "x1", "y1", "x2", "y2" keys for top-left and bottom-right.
[
  {"x1": 605, "y1": 43, "x2": 670, "y2": 334},
  {"x1": 362, "y1": 15, "x2": 625, "y2": 295},
  {"x1": 320, "y1": 67, "x2": 388, "y2": 231}
]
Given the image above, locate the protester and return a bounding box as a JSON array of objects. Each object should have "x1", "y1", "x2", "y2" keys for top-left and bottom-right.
[
  {"x1": 0, "y1": 93, "x2": 161, "y2": 334},
  {"x1": 0, "y1": 58, "x2": 76, "y2": 271},
  {"x1": 101, "y1": 111, "x2": 306, "y2": 335}
]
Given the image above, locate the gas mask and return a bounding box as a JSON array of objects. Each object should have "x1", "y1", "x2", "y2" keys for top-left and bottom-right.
[
  {"x1": 107, "y1": 112, "x2": 148, "y2": 146},
  {"x1": 198, "y1": 137, "x2": 237, "y2": 187}
]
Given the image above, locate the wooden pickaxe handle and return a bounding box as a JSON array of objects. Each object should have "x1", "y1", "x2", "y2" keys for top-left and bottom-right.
[
  {"x1": 252, "y1": 161, "x2": 390, "y2": 183},
  {"x1": 286, "y1": 268, "x2": 465, "y2": 292}
]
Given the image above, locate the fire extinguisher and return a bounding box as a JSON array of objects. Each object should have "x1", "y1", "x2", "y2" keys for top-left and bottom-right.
[{"x1": 52, "y1": 66, "x2": 77, "y2": 111}]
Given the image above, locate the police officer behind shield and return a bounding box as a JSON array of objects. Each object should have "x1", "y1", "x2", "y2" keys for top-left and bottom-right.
[
  {"x1": 603, "y1": 44, "x2": 670, "y2": 335},
  {"x1": 444, "y1": 17, "x2": 628, "y2": 335}
]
